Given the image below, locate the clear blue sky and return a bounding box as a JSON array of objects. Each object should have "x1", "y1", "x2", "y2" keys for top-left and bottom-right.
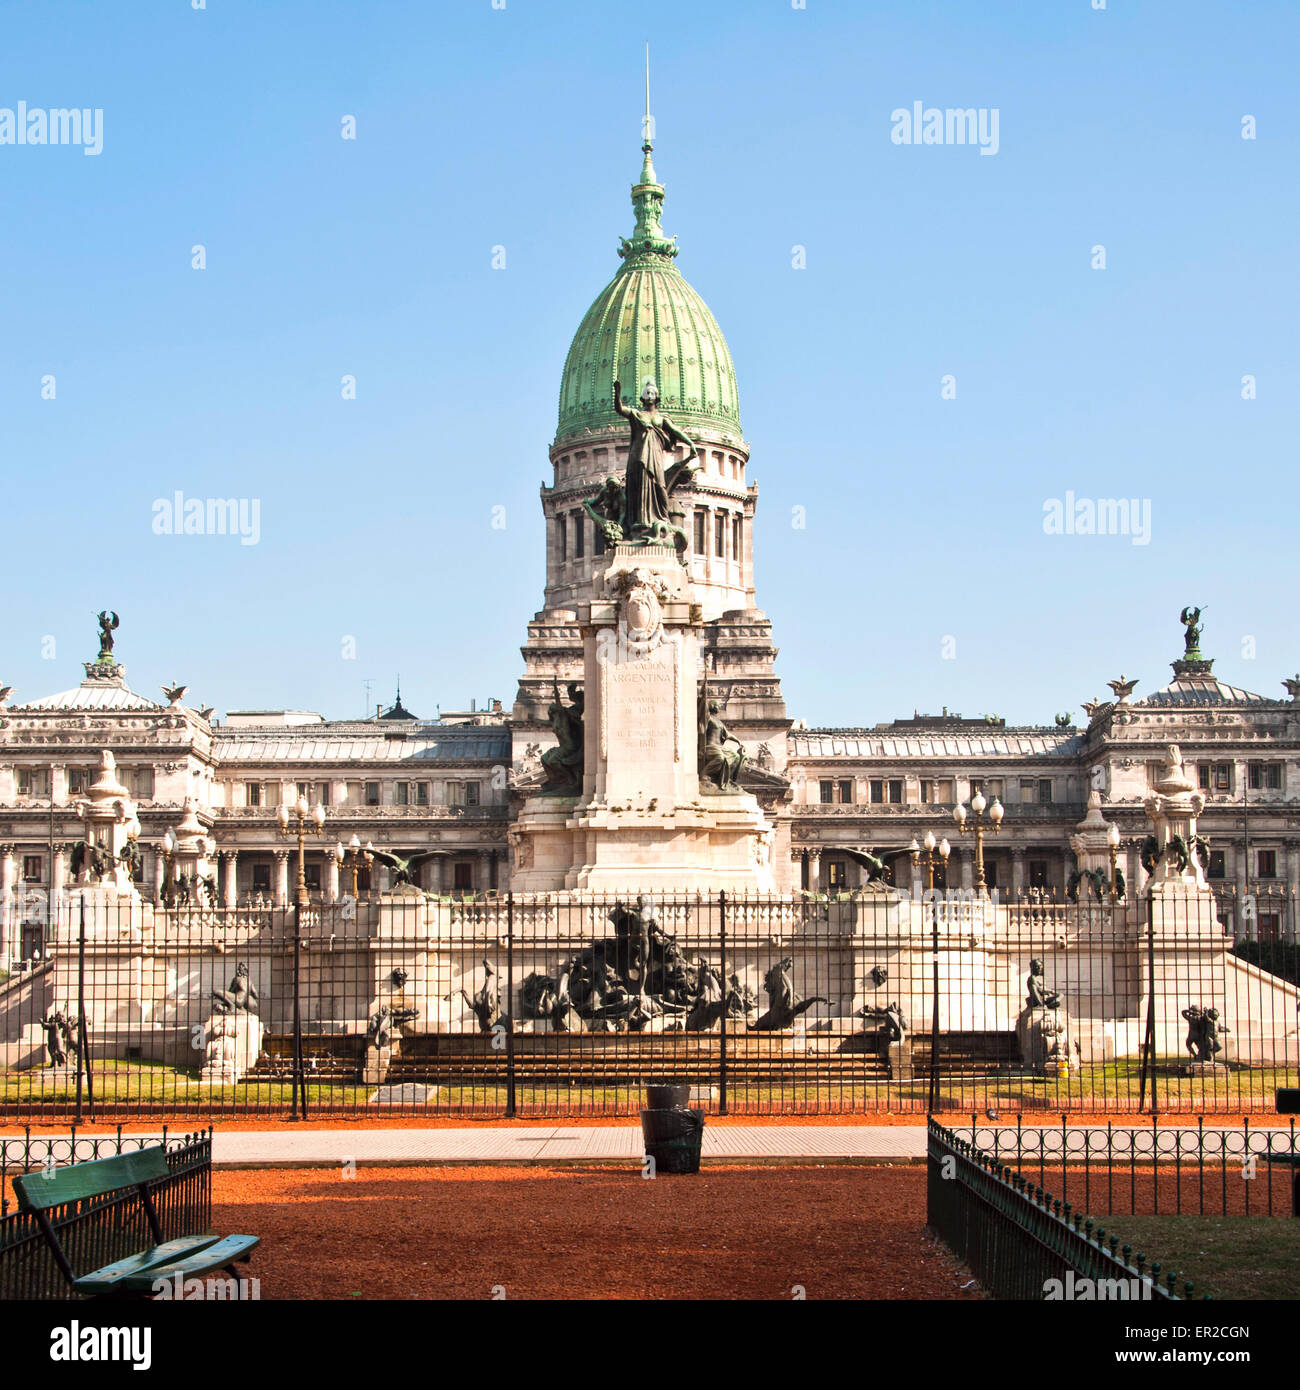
[{"x1": 2, "y1": 0, "x2": 1296, "y2": 726}]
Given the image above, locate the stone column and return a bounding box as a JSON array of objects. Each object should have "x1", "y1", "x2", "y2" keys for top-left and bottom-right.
[
  {"x1": 153, "y1": 847, "x2": 167, "y2": 904},
  {"x1": 1012, "y1": 847, "x2": 1026, "y2": 897},
  {"x1": 427, "y1": 853, "x2": 444, "y2": 896},
  {"x1": 806, "y1": 849, "x2": 821, "y2": 896},
  {"x1": 273, "y1": 849, "x2": 290, "y2": 907},
  {"x1": 221, "y1": 850, "x2": 239, "y2": 907},
  {"x1": 959, "y1": 847, "x2": 974, "y2": 892},
  {"x1": 325, "y1": 852, "x2": 340, "y2": 903},
  {"x1": 477, "y1": 850, "x2": 493, "y2": 893},
  {"x1": 0, "y1": 846, "x2": 14, "y2": 961},
  {"x1": 50, "y1": 845, "x2": 67, "y2": 902}
]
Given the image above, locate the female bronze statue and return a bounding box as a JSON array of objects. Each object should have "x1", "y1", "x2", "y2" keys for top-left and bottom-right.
[{"x1": 612, "y1": 378, "x2": 699, "y2": 543}]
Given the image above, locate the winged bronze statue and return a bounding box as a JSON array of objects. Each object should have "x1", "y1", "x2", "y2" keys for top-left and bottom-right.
[
  {"x1": 363, "y1": 847, "x2": 442, "y2": 888},
  {"x1": 0, "y1": 684, "x2": 13, "y2": 706},
  {"x1": 843, "y1": 846, "x2": 892, "y2": 884},
  {"x1": 161, "y1": 681, "x2": 189, "y2": 705}
]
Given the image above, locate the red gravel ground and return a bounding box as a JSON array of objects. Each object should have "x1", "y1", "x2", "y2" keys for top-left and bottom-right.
[{"x1": 212, "y1": 1163, "x2": 982, "y2": 1300}]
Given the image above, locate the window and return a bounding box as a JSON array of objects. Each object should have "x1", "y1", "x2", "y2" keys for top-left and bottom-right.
[
  {"x1": 1200, "y1": 762, "x2": 1233, "y2": 793},
  {"x1": 1258, "y1": 913, "x2": 1281, "y2": 942},
  {"x1": 888, "y1": 780, "x2": 903, "y2": 804},
  {"x1": 365, "y1": 782, "x2": 381, "y2": 807},
  {"x1": 448, "y1": 781, "x2": 482, "y2": 807},
  {"x1": 66, "y1": 768, "x2": 90, "y2": 796},
  {"x1": 593, "y1": 524, "x2": 606, "y2": 557},
  {"x1": 1257, "y1": 849, "x2": 1278, "y2": 879},
  {"x1": 16, "y1": 769, "x2": 49, "y2": 798},
  {"x1": 251, "y1": 863, "x2": 271, "y2": 892},
  {"x1": 557, "y1": 514, "x2": 567, "y2": 561},
  {"x1": 356, "y1": 865, "x2": 372, "y2": 893},
  {"x1": 984, "y1": 861, "x2": 998, "y2": 890},
  {"x1": 246, "y1": 782, "x2": 262, "y2": 807},
  {"x1": 1028, "y1": 860, "x2": 1048, "y2": 888},
  {"x1": 1038, "y1": 779, "x2": 1054, "y2": 804},
  {"x1": 1249, "y1": 763, "x2": 1283, "y2": 791},
  {"x1": 22, "y1": 856, "x2": 43, "y2": 883},
  {"x1": 573, "y1": 511, "x2": 585, "y2": 559},
  {"x1": 922, "y1": 779, "x2": 955, "y2": 804},
  {"x1": 395, "y1": 782, "x2": 409, "y2": 806},
  {"x1": 1208, "y1": 850, "x2": 1226, "y2": 880},
  {"x1": 304, "y1": 863, "x2": 321, "y2": 891},
  {"x1": 297, "y1": 782, "x2": 311, "y2": 803},
  {"x1": 319, "y1": 782, "x2": 331, "y2": 806},
  {"x1": 694, "y1": 510, "x2": 706, "y2": 554},
  {"x1": 826, "y1": 860, "x2": 848, "y2": 892},
  {"x1": 838, "y1": 780, "x2": 854, "y2": 804},
  {"x1": 921, "y1": 781, "x2": 930, "y2": 804},
  {"x1": 819, "y1": 780, "x2": 834, "y2": 804},
  {"x1": 969, "y1": 778, "x2": 1002, "y2": 800},
  {"x1": 869, "y1": 780, "x2": 884, "y2": 804},
  {"x1": 127, "y1": 767, "x2": 154, "y2": 799},
  {"x1": 1020, "y1": 779, "x2": 1038, "y2": 805},
  {"x1": 453, "y1": 861, "x2": 474, "y2": 893},
  {"x1": 714, "y1": 514, "x2": 726, "y2": 557},
  {"x1": 414, "y1": 782, "x2": 429, "y2": 806},
  {"x1": 732, "y1": 515, "x2": 742, "y2": 561}
]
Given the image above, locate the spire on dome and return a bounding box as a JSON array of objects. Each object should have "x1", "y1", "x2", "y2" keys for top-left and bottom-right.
[{"x1": 619, "y1": 45, "x2": 678, "y2": 264}]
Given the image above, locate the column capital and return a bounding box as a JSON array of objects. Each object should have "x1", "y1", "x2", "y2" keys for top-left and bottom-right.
[{"x1": 273, "y1": 848, "x2": 291, "y2": 862}]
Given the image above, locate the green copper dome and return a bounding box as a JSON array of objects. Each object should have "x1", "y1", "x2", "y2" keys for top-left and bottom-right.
[{"x1": 556, "y1": 139, "x2": 742, "y2": 445}]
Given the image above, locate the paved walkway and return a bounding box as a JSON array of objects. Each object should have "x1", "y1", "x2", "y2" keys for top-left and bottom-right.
[{"x1": 30, "y1": 1122, "x2": 1271, "y2": 1167}]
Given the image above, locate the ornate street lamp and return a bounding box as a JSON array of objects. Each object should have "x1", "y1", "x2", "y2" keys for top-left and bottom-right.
[
  {"x1": 160, "y1": 827, "x2": 178, "y2": 908},
  {"x1": 333, "y1": 833, "x2": 371, "y2": 899},
  {"x1": 1107, "y1": 820, "x2": 1123, "y2": 900},
  {"x1": 909, "y1": 829, "x2": 951, "y2": 893},
  {"x1": 954, "y1": 788, "x2": 1003, "y2": 893},
  {"x1": 277, "y1": 796, "x2": 326, "y2": 908}
]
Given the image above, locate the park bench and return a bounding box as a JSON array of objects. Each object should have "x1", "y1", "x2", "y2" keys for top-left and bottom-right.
[{"x1": 13, "y1": 1147, "x2": 258, "y2": 1297}]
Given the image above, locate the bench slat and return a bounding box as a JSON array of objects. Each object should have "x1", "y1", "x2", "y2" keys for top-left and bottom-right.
[
  {"x1": 75, "y1": 1234, "x2": 260, "y2": 1296},
  {"x1": 68, "y1": 1234, "x2": 226, "y2": 1291},
  {"x1": 13, "y1": 1147, "x2": 170, "y2": 1211}
]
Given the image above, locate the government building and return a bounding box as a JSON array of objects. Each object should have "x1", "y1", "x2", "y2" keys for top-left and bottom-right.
[{"x1": 2, "y1": 131, "x2": 1297, "y2": 962}]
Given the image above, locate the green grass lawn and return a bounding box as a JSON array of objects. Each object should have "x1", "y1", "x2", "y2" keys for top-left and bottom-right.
[
  {"x1": 1, "y1": 1055, "x2": 1295, "y2": 1116},
  {"x1": 1092, "y1": 1214, "x2": 1300, "y2": 1300}
]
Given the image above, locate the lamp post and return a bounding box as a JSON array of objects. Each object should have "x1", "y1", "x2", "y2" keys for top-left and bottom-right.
[
  {"x1": 277, "y1": 795, "x2": 324, "y2": 1123},
  {"x1": 160, "y1": 827, "x2": 177, "y2": 908},
  {"x1": 954, "y1": 789, "x2": 1003, "y2": 893},
  {"x1": 1107, "y1": 820, "x2": 1122, "y2": 900},
  {"x1": 911, "y1": 829, "x2": 952, "y2": 1118},
  {"x1": 909, "y1": 829, "x2": 951, "y2": 893},
  {"x1": 277, "y1": 796, "x2": 326, "y2": 908},
  {"x1": 333, "y1": 833, "x2": 370, "y2": 899}
]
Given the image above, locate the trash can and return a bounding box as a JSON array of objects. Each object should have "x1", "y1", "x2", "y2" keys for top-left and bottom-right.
[{"x1": 640, "y1": 1081, "x2": 705, "y2": 1175}]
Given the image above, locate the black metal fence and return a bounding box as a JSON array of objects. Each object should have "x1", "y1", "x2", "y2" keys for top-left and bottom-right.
[
  {"x1": 927, "y1": 1120, "x2": 1192, "y2": 1300},
  {"x1": 950, "y1": 1114, "x2": 1300, "y2": 1218},
  {"x1": 0, "y1": 1128, "x2": 212, "y2": 1299},
  {"x1": 1, "y1": 889, "x2": 1297, "y2": 1118}
]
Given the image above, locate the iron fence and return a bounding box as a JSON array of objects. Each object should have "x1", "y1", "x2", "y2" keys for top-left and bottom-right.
[
  {"x1": 0, "y1": 888, "x2": 1297, "y2": 1118},
  {"x1": 0, "y1": 1128, "x2": 211, "y2": 1299},
  {"x1": 950, "y1": 1114, "x2": 1300, "y2": 1218},
  {"x1": 927, "y1": 1120, "x2": 1192, "y2": 1300}
]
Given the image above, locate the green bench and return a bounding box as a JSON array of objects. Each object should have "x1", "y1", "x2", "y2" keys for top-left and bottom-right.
[{"x1": 14, "y1": 1147, "x2": 259, "y2": 1298}]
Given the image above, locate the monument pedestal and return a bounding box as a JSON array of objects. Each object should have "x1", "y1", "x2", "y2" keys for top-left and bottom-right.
[{"x1": 511, "y1": 543, "x2": 776, "y2": 894}]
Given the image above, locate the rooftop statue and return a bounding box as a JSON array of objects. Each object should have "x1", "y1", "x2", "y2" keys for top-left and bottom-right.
[
  {"x1": 365, "y1": 847, "x2": 443, "y2": 889},
  {"x1": 611, "y1": 377, "x2": 699, "y2": 550},
  {"x1": 96, "y1": 610, "x2": 119, "y2": 659},
  {"x1": 1180, "y1": 605, "x2": 1204, "y2": 654}
]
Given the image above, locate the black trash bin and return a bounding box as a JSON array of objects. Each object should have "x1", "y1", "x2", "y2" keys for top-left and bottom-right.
[{"x1": 640, "y1": 1105, "x2": 705, "y2": 1175}]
